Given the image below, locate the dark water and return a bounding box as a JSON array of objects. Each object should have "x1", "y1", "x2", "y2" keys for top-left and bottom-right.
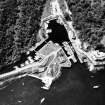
[
  {"x1": 47, "y1": 19, "x2": 70, "y2": 44},
  {"x1": 0, "y1": 18, "x2": 105, "y2": 105},
  {"x1": 41, "y1": 62, "x2": 105, "y2": 105},
  {"x1": 0, "y1": 62, "x2": 105, "y2": 105},
  {"x1": 0, "y1": 18, "x2": 73, "y2": 74},
  {"x1": 0, "y1": 19, "x2": 68, "y2": 74}
]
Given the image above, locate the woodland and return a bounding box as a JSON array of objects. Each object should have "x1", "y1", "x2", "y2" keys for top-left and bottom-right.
[
  {"x1": 0, "y1": 0, "x2": 47, "y2": 68},
  {"x1": 0, "y1": 0, "x2": 105, "y2": 68},
  {"x1": 66, "y1": 0, "x2": 105, "y2": 51}
]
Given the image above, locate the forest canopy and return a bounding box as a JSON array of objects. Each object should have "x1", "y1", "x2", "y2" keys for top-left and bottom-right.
[
  {"x1": 0, "y1": 0, "x2": 47, "y2": 68},
  {"x1": 1, "y1": 0, "x2": 105, "y2": 68},
  {"x1": 66, "y1": 0, "x2": 105, "y2": 51}
]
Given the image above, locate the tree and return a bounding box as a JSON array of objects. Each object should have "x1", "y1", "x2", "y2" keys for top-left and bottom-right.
[
  {"x1": 0, "y1": 0, "x2": 47, "y2": 70},
  {"x1": 66, "y1": 0, "x2": 105, "y2": 51}
]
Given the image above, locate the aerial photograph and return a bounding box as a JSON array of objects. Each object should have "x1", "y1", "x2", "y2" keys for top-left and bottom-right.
[{"x1": 0, "y1": 0, "x2": 105, "y2": 105}]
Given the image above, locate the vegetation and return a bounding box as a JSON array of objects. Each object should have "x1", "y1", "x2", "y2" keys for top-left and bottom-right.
[
  {"x1": 0, "y1": 0, "x2": 47, "y2": 68},
  {"x1": 66, "y1": 0, "x2": 105, "y2": 51},
  {"x1": 1, "y1": 0, "x2": 105, "y2": 69}
]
